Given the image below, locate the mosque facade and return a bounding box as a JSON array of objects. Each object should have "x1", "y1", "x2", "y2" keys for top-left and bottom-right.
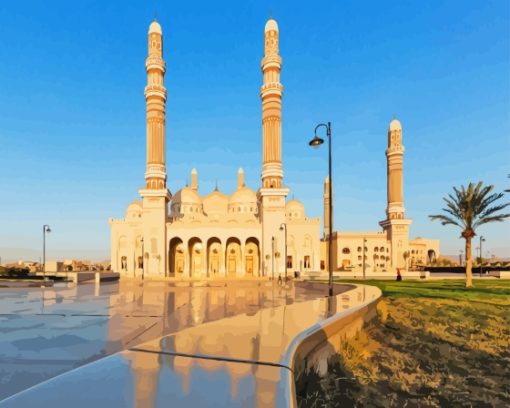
[
  {"x1": 109, "y1": 18, "x2": 321, "y2": 278},
  {"x1": 109, "y1": 18, "x2": 439, "y2": 279}
]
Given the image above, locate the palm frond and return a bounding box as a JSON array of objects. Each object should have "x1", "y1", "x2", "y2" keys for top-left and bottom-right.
[{"x1": 430, "y1": 181, "x2": 509, "y2": 234}]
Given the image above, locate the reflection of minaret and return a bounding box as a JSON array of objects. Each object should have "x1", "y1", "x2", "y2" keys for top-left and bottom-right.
[
  {"x1": 139, "y1": 20, "x2": 171, "y2": 277},
  {"x1": 323, "y1": 176, "x2": 332, "y2": 238},
  {"x1": 379, "y1": 118, "x2": 412, "y2": 270},
  {"x1": 258, "y1": 17, "x2": 289, "y2": 276}
]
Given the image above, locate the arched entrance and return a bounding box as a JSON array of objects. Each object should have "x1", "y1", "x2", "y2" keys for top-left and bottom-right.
[
  {"x1": 225, "y1": 237, "x2": 241, "y2": 278},
  {"x1": 244, "y1": 237, "x2": 260, "y2": 277},
  {"x1": 188, "y1": 237, "x2": 203, "y2": 277},
  {"x1": 169, "y1": 237, "x2": 185, "y2": 277},
  {"x1": 207, "y1": 237, "x2": 222, "y2": 277}
]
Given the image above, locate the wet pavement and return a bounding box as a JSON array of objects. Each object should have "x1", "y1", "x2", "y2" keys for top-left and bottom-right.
[{"x1": 0, "y1": 279, "x2": 328, "y2": 401}]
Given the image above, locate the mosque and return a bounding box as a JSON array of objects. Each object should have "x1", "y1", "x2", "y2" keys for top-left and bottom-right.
[
  {"x1": 109, "y1": 17, "x2": 439, "y2": 279},
  {"x1": 109, "y1": 18, "x2": 321, "y2": 278}
]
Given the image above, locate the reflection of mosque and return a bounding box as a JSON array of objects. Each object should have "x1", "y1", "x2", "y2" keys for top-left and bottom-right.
[
  {"x1": 109, "y1": 17, "x2": 320, "y2": 279},
  {"x1": 117, "y1": 283, "x2": 379, "y2": 407}
]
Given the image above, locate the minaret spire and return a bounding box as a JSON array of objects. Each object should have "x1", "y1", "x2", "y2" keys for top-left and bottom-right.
[
  {"x1": 385, "y1": 117, "x2": 405, "y2": 218},
  {"x1": 144, "y1": 19, "x2": 167, "y2": 190},
  {"x1": 261, "y1": 17, "x2": 283, "y2": 188}
]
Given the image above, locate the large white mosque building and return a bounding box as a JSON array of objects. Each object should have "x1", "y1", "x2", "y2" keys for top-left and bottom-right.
[
  {"x1": 109, "y1": 18, "x2": 321, "y2": 278},
  {"x1": 109, "y1": 17, "x2": 439, "y2": 279}
]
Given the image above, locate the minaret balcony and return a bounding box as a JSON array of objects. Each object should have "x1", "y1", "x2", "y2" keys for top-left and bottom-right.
[
  {"x1": 145, "y1": 57, "x2": 166, "y2": 72},
  {"x1": 144, "y1": 86, "x2": 167, "y2": 100}
]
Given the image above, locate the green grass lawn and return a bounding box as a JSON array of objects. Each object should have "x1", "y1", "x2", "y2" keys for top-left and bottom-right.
[{"x1": 296, "y1": 279, "x2": 510, "y2": 407}]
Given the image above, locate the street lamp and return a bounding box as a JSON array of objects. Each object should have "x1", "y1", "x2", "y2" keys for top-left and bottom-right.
[
  {"x1": 309, "y1": 122, "x2": 333, "y2": 297},
  {"x1": 479, "y1": 236, "x2": 485, "y2": 277},
  {"x1": 279, "y1": 223, "x2": 287, "y2": 282},
  {"x1": 42, "y1": 224, "x2": 51, "y2": 279}
]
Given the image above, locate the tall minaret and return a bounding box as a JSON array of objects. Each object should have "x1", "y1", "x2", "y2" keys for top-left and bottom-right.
[
  {"x1": 139, "y1": 20, "x2": 171, "y2": 277},
  {"x1": 379, "y1": 118, "x2": 412, "y2": 271},
  {"x1": 261, "y1": 18, "x2": 283, "y2": 189},
  {"x1": 144, "y1": 20, "x2": 167, "y2": 190},
  {"x1": 258, "y1": 18, "x2": 289, "y2": 278}
]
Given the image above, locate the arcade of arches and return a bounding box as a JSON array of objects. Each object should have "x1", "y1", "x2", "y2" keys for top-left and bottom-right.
[{"x1": 168, "y1": 237, "x2": 260, "y2": 278}]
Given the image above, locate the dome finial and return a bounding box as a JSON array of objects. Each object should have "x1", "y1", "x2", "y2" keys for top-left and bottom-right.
[{"x1": 214, "y1": 178, "x2": 219, "y2": 192}]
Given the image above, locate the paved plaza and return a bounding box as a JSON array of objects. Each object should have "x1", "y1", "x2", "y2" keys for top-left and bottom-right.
[{"x1": 0, "y1": 279, "x2": 330, "y2": 400}]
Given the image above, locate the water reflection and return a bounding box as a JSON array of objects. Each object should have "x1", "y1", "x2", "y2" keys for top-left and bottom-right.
[{"x1": 0, "y1": 280, "x2": 320, "y2": 400}]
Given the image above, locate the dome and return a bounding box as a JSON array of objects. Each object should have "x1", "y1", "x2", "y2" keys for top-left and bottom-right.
[
  {"x1": 389, "y1": 118, "x2": 402, "y2": 131},
  {"x1": 203, "y1": 190, "x2": 229, "y2": 216},
  {"x1": 286, "y1": 198, "x2": 304, "y2": 220},
  {"x1": 286, "y1": 198, "x2": 304, "y2": 210},
  {"x1": 265, "y1": 18, "x2": 278, "y2": 32},
  {"x1": 171, "y1": 187, "x2": 202, "y2": 205},
  {"x1": 126, "y1": 200, "x2": 142, "y2": 219},
  {"x1": 229, "y1": 187, "x2": 258, "y2": 215},
  {"x1": 149, "y1": 20, "x2": 162, "y2": 34},
  {"x1": 230, "y1": 187, "x2": 257, "y2": 205}
]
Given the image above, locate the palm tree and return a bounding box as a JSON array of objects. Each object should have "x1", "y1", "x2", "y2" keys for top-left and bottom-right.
[
  {"x1": 403, "y1": 250, "x2": 410, "y2": 272},
  {"x1": 430, "y1": 182, "x2": 510, "y2": 287}
]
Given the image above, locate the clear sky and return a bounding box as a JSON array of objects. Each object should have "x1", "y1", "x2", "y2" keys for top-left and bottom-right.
[{"x1": 0, "y1": 0, "x2": 509, "y2": 263}]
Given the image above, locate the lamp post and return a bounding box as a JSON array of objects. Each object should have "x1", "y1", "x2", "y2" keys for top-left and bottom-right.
[
  {"x1": 280, "y1": 223, "x2": 287, "y2": 282},
  {"x1": 309, "y1": 122, "x2": 333, "y2": 297},
  {"x1": 42, "y1": 224, "x2": 51, "y2": 279},
  {"x1": 479, "y1": 236, "x2": 485, "y2": 277}
]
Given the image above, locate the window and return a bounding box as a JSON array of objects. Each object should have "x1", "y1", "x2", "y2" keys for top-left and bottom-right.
[
  {"x1": 358, "y1": 255, "x2": 362, "y2": 261},
  {"x1": 320, "y1": 260, "x2": 325, "y2": 270},
  {"x1": 304, "y1": 256, "x2": 310, "y2": 268},
  {"x1": 137, "y1": 256, "x2": 143, "y2": 268},
  {"x1": 357, "y1": 247, "x2": 362, "y2": 252},
  {"x1": 342, "y1": 247, "x2": 350, "y2": 254},
  {"x1": 374, "y1": 247, "x2": 379, "y2": 252},
  {"x1": 287, "y1": 256, "x2": 293, "y2": 268}
]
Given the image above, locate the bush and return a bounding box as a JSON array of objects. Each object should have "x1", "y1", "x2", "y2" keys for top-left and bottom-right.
[{"x1": 0, "y1": 267, "x2": 30, "y2": 278}]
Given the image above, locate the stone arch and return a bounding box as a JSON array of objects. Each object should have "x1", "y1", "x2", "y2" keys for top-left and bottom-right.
[
  {"x1": 188, "y1": 237, "x2": 204, "y2": 278},
  {"x1": 226, "y1": 237, "x2": 242, "y2": 277},
  {"x1": 244, "y1": 237, "x2": 260, "y2": 277},
  {"x1": 303, "y1": 234, "x2": 313, "y2": 270},
  {"x1": 135, "y1": 236, "x2": 143, "y2": 273},
  {"x1": 118, "y1": 236, "x2": 128, "y2": 272},
  {"x1": 207, "y1": 237, "x2": 222, "y2": 277},
  {"x1": 427, "y1": 249, "x2": 436, "y2": 264},
  {"x1": 169, "y1": 237, "x2": 185, "y2": 277}
]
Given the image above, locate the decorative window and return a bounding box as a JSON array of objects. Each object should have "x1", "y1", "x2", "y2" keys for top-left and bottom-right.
[{"x1": 342, "y1": 247, "x2": 350, "y2": 254}]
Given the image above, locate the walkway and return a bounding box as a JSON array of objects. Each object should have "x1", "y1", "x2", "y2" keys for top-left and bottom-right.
[{"x1": 0, "y1": 281, "x2": 381, "y2": 407}]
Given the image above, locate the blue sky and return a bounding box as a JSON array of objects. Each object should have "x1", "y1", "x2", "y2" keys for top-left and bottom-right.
[{"x1": 0, "y1": 0, "x2": 509, "y2": 262}]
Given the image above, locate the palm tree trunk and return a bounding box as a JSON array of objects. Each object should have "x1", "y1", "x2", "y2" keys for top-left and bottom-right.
[{"x1": 465, "y1": 237, "x2": 473, "y2": 287}]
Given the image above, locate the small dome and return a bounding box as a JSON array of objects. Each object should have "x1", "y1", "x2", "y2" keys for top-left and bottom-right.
[
  {"x1": 286, "y1": 198, "x2": 304, "y2": 211},
  {"x1": 149, "y1": 20, "x2": 162, "y2": 34},
  {"x1": 265, "y1": 18, "x2": 278, "y2": 32},
  {"x1": 171, "y1": 187, "x2": 202, "y2": 205},
  {"x1": 230, "y1": 187, "x2": 257, "y2": 205},
  {"x1": 126, "y1": 200, "x2": 142, "y2": 218},
  {"x1": 389, "y1": 118, "x2": 402, "y2": 131},
  {"x1": 286, "y1": 198, "x2": 305, "y2": 220}
]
